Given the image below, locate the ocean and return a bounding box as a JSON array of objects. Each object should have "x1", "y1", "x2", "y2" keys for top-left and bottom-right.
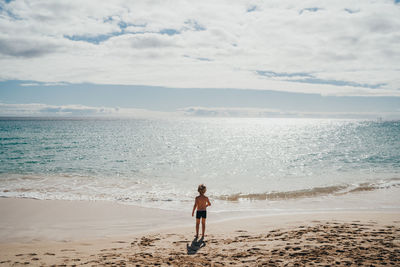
[{"x1": 1, "y1": 117, "x2": 399, "y2": 213}]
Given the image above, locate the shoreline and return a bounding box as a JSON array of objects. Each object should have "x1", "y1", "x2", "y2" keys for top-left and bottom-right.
[
  {"x1": 0, "y1": 197, "x2": 399, "y2": 266},
  {"x1": 1, "y1": 186, "x2": 400, "y2": 242}
]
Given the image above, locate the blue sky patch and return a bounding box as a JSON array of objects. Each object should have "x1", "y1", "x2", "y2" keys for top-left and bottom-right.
[
  {"x1": 196, "y1": 57, "x2": 212, "y2": 61},
  {"x1": 256, "y1": 70, "x2": 312, "y2": 78},
  {"x1": 0, "y1": 2, "x2": 20, "y2": 20},
  {"x1": 0, "y1": 80, "x2": 399, "y2": 116},
  {"x1": 184, "y1": 20, "x2": 206, "y2": 31},
  {"x1": 290, "y1": 78, "x2": 386, "y2": 89},
  {"x1": 64, "y1": 33, "x2": 123, "y2": 44},
  {"x1": 183, "y1": 55, "x2": 212, "y2": 62},
  {"x1": 118, "y1": 21, "x2": 146, "y2": 30},
  {"x1": 299, "y1": 8, "x2": 323, "y2": 15},
  {"x1": 344, "y1": 8, "x2": 360, "y2": 14},
  {"x1": 103, "y1": 16, "x2": 114, "y2": 23},
  {"x1": 64, "y1": 24, "x2": 177, "y2": 44},
  {"x1": 247, "y1": 6, "x2": 257, "y2": 12},
  {"x1": 159, "y1": 29, "x2": 180, "y2": 36},
  {"x1": 64, "y1": 19, "x2": 149, "y2": 44}
]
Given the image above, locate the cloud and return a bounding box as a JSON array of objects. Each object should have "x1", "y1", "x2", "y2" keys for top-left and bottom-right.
[
  {"x1": 181, "y1": 106, "x2": 285, "y2": 117},
  {"x1": 1, "y1": 102, "x2": 399, "y2": 119},
  {"x1": 180, "y1": 106, "x2": 400, "y2": 119},
  {"x1": 127, "y1": 33, "x2": 178, "y2": 49},
  {"x1": 0, "y1": 103, "x2": 173, "y2": 118},
  {"x1": 256, "y1": 70, "x2": 386, "y2": 89},
  {"x1": 20, "y1": 82, "x2": 67, "y2": 86},
  {"x1": 0, "y1": 0, "x2": 399, "y2": 96},
  {"x1": 0, "y1": 35, "x2": 61, "y2": 57}
]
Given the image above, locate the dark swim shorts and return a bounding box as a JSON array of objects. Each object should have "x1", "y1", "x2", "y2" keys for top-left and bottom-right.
[{"x1": 196, "y1": 210, "x2": 207, "y2": 219}]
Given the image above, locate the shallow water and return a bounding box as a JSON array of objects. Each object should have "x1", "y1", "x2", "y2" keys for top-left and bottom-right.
[{"x1": 0, "y1": 117, "x2": 399, "y2": 211}]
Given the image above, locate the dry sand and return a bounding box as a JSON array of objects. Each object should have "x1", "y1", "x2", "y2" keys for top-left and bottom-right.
[{"x1": 0, "y1": 198, "x2": 399, "y2": 266}]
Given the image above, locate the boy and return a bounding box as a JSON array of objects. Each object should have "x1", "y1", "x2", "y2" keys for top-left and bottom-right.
[{"x1": 192, "y1": 184, "x2": 211, "y2": 239}]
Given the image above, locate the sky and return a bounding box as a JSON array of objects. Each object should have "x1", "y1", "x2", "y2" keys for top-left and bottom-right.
[{"x1": 0, "y1": 0, "x2": 399, "y2": 118}]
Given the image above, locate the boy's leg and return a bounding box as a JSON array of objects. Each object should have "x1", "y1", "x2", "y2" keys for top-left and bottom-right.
[
  {"x1": 201, "y1": 218, "x2": 206, "y2": 237},
  {"x1": 195, "y1": 218, "x2": 200, "y2": 237}
]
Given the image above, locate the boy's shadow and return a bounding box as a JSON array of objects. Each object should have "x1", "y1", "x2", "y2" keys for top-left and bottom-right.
[{"x1": 186, "y1": 237, "x2": 206, "y2": 255}]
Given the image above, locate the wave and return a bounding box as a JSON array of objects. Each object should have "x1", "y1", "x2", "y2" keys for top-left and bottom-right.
[
  {"x1": 214, "y1": 178, "x2": 400, "y2": 201},
  {"x1": 1, "y1": 173, "x2": 399, "y2": 205}
]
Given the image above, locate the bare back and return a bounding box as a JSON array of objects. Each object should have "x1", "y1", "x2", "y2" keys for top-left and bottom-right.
[{"x1": 195, "y1": 195, "x2": 211, "y2": 211}]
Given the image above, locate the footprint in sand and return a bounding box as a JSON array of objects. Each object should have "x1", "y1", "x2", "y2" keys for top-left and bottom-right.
[{"x1": 44, "y1": 252, "x2": 55, "y2": 256}]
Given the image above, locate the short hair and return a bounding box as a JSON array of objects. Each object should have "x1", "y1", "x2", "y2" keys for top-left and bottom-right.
[{"x1": 198, "y1": 184, "x2": 207, "y2": 194}]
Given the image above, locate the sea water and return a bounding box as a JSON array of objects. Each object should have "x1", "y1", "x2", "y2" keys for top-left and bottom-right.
[{"x1": 0, "y1": 117, "x2": 399, "y2": 213}]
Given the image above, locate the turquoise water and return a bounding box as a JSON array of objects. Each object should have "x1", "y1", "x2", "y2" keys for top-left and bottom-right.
[{"x1": 0, "y1": 117, "x2": 399, "y2": 210}]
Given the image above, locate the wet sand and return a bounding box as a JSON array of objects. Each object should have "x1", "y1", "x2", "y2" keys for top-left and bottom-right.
[{"x1": 0, "y1": 198, "x2": 399, "y2": 266}]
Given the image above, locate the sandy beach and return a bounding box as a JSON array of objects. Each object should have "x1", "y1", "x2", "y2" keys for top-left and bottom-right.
[
  {"x1": 2, "y1": 0, "x2": 400, "y2": 264},
  {"x1": 0, "y1": 198, "x2": 399, "y2": 266}
]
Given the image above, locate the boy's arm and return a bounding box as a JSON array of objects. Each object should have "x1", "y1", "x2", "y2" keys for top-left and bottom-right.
[
  {"x1": 206, "y1": 197, "x2": 211, "y2": 207},
  {"x1": 192, "y1": 198, "x2": 197, "y2": 217}
]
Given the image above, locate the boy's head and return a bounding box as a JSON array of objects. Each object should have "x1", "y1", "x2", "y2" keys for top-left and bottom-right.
[{"x1": 198, "y1": 184, "x2": 207, "y2": 195}]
